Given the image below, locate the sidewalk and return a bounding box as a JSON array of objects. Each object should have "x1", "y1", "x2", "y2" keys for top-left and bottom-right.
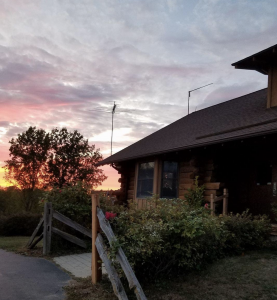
[{"x1": 54, "y1": 253, "x2": 107, "y2": 278}]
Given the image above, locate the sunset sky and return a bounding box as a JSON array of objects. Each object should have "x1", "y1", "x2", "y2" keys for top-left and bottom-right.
[{"x1": 0, "y1": 0, "x2": 276, "y2": 189}]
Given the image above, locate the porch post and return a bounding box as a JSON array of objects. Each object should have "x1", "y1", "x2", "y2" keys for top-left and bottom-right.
[
  {"x1": 223, "y1": 188, "x2": 228, "y2": 215},
  {"x1": 92, "y1": 194, "x2": 102, "y2": 284}
]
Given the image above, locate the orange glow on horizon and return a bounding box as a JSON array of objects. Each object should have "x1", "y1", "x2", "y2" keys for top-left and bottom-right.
[
  {"x1": 0, "y1": 165, "x2": 120, "y2": 190},
  {"x1": 0, "y1": 168, "x2": 11, "y2": 187}
]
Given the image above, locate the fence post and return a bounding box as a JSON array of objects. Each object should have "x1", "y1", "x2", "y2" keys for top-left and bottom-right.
[
  {"x1": 223, "y1": 188, "x2": 228, "y2": 215},
  {"x1": 43, "y1": 202, "x2": 53, "y2": 255},
  {"x1": 92, "y1": 194, "x2": 102, "y2": 284},
  {"x1": 210, "y1": 194, "x2": 214, "y2": 216}
]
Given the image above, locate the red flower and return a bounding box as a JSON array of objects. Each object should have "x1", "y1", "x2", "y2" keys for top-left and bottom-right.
[
  {"x1": 105, "y1": 212, "x2": 117, "y2": 220},
  {"x1": 204, "y1": 203, "x2": 209, "y2": 209},
  {"x1": 59, "y1": 190, "x2": 62, "y2": 193}
]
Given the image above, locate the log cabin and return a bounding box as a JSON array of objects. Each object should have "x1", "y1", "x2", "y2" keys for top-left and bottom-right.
[{"x1": 98, "y1": 44, "x2": 277, "y2": 219}]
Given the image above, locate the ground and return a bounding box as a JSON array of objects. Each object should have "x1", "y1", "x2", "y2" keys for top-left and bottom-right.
[
  {"x1": 1, "y1": 236, "x2": 277, "y2": 300},
  {"x1": 66, "y1": 250, "x2": 277, "y2": 300},
  {"x1": 0, "y1": 249, "x2": 71, "y2": 300}
]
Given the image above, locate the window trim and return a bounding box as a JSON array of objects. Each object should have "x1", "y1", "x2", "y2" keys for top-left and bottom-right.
[
  {"x1": 134, "y1": 159, "x2": 159, "y2": 199},
  {"x1": 160, "y1": 161, "x2": 179, "y2": 199}
]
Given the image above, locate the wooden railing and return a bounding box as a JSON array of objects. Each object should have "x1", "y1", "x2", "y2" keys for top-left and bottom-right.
[
  {"x1": 209, "y1": 188, "x2": 228, "y2": 216},
  {"x1": 91, "y1": 194, "x2": 147, "y2": 300},
  {"x1": 27, "y1": 202, "x2": 91, "y2": 255}
]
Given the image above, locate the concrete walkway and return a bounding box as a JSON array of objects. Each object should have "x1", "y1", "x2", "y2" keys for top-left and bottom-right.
[
  {"x1": 0, "y1": 249, "x2": 71, "y2": 300},
  {"x1": 54, "y1": 253, "x2": 107, "y2": 278}
]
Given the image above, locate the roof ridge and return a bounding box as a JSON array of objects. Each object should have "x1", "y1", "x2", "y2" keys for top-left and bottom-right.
[{"x1": 192, "y1": 87, "x2": 267, "y2": 115}]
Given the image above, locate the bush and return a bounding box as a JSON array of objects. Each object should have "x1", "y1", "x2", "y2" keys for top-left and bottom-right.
[
  {"x1": 221, "y1": 210, "x2": 271, "y2": 253},
  {"x1": 101, "y1": 198, "x2": 225, "y2": 280},
  {"x1": 40, "y1": 182, "x2": 92, "y2": 228},
  {"x1": 38, "y1": 182, "x2": 95, "y2": 253},
  {"x1": 0, "y1": 214, "x2": 42, "y2": 236},
  {"x1": 185, "y1": 176, "x2": 205, "y2": 207},
  {"x1": 101, "y1": 196, "x2": 271, "y2": 281}
]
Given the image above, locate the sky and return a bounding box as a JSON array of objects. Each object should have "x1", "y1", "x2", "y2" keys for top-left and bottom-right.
[{"x1": 0, "y1": 0, "x2": 276, "y2": 189}]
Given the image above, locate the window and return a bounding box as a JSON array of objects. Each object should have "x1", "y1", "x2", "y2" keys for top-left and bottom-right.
[
  {"x1": 256, "y1": 164, "x2": 272, "y2": 186},
  {"x1": 136, "y1": 162, "x2": 155, "y2": 198},
  {"x1": 161, "y1": 161, "x2": 178, "y2": 198}
]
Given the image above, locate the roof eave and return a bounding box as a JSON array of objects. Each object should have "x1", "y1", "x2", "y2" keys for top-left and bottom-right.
[
  {"x1": 97, "y1": 128, "x2": 277, "y2": 166},
  {"x1": 232, "y1": 44, "x2": 277, "y2": 75}
]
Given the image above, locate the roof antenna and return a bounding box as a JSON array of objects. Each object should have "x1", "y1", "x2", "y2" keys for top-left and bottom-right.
[
  {"x1": 111, "y1": 101, "x2": 116, "y2": 156},
  {"x1": 188, "y1": 83, "x2": 213, "y2": 114}
]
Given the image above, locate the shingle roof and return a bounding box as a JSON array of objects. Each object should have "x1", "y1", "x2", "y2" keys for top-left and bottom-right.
[
  {"x1": 99, "y1": 88, "x2": 277, "y2": 165},
  {"x1": 232, "y1": 44, "x2": 277, "y2": 75}
]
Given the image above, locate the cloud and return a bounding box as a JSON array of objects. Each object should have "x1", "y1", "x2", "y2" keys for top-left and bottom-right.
[{"x1": 0, "y1": 0, "x2": 276, "y2": 188}]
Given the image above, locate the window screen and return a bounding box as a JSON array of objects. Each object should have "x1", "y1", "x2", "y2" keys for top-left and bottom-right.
[
  {"x1": 136, "y1": 162, "x2": 155, "y2": 198},
  {"x1": 161, "y1": 161, "x2": 178, "y2": 198}
]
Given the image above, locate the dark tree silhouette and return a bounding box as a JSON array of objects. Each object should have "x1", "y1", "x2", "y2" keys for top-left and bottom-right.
[
  {"x1": 45, "y1": 127, "x2": 107, "y2": 188},
  {"x1": 4, "y1": 126, "x2": 107, "y2": 210}
]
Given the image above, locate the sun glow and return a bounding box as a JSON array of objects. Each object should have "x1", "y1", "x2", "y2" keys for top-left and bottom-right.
[{"x1": 0, "y1": 167, "x2": 11, "y2": 187}]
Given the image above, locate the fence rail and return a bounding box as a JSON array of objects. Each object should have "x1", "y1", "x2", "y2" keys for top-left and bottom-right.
[
  {"x1": 27, "y1": 202, "x2": 91, "y2": 255},
  {"x1": 92, "y1": 194, "x2": 148, "y2": 300}
]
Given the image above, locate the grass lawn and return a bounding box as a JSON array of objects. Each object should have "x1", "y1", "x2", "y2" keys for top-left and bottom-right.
[
  {"x1": 0, "y1": 236, "x2": 43, "y2": 256},
  {"x1": 65, "y1": 250, "x2": 277, "y2": 300},
  {"x1": 0, "y1": 235, "x2": 90, "y2": 257}
]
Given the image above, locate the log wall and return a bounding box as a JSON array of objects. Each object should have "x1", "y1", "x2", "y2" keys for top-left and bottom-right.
[
  {"x1": 178, "y1": 156, "x2": 224, "y2": 202},
  {"x1": 116, "y1": 155, "x2": 224, "y2": 207}
]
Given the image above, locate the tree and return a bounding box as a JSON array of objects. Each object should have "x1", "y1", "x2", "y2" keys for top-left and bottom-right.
[
  {"x1": 4, "y1": 127, "x2": 51, "y2": 190},
  {"x1": 45, "y1": 128, "x2": 107, "y2": 188},
  {"x1": 4, "y1": 126, "x2": 107, "y2": 209},
  {"x1": 4, "y1": 127, "x2": 50, "y2": 211}
]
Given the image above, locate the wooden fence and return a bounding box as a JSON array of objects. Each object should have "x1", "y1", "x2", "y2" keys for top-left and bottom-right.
[
  {"x1": 91, "y1": 194, "x2": 147, "y2": 300},
  {"x1": 27, "y1": 202, "x2": 92, "y2": 254}
]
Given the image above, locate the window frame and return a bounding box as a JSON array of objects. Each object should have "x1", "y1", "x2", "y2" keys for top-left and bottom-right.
[
  {"x1": 160, "y1": 161, "x2": 179, "y2": 199},
  {"x1": 134, "y1": 159, "x2": 159, "y2": 199}
]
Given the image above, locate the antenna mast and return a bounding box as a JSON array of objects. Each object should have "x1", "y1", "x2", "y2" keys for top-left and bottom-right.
[
  {"x1": 111, "y1": 101, "x2": 116, "y2": 156},
  {"x1": 188, "y1": 83, "x2": 213, "y2": 114}
]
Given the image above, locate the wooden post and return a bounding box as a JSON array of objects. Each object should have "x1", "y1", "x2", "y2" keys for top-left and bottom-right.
[
  {"x1": 210, "y1": 194, "x2": 214, "y2": 216},
  {"x1": 223, "y1": 188, "x2": 228, "y2": 215},
  {"x1": 92, "y1": 194, "x2": 102, "y2": 284},
  {"x1": 43, "y1": 202, "x2": 53, "y2": 255}
]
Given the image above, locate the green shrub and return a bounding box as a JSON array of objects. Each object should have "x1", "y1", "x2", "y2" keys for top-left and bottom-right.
[
  {"x1": 39, "y1": 182, "x2": 95, "y2": 253},
  {"x1": 185, "y1": 176, "x2": 205, "y2": 207},
  {"x1": 101, "y1": 196, "x2": 271, "y2": 281},
  {"x1": 102, "y1": 197, "x2": 226, "y2": 280},
  {"x1": 40, "y1": 182, "x2": 92, "y2": 228},
  {"x1": 221, "y1": 210, "x2": 271, "y2": 253},
  {"x1": 0, "y1": 214, "x2": 42, "y2": 236}
]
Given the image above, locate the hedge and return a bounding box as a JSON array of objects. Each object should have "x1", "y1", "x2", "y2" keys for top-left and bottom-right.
[{"x1": 0, "y1": 214, "x2": 42, "y2": 236}]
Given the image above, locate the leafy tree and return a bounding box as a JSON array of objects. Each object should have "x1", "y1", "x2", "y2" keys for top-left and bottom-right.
[
  {"x1": 4, "y1": 127, "x2": 50, "y2": 211},
  {"x1": 4, "y1": 127, "x2": 50, "y2": 191},
  {"x1": 4, "y1": 126, "x2": 107, "y2": 210},
  {"x1": 45, "y1": 128, "x2": 107, "y2": 188}
]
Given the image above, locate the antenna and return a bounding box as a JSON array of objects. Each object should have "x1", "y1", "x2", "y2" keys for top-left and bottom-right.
[
  {"x1": 188, "y1": 83, "x2": 213, "y2": 114},
  {"x1": 111, "y1": 101, "x2": 116, "y2": 156}
]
